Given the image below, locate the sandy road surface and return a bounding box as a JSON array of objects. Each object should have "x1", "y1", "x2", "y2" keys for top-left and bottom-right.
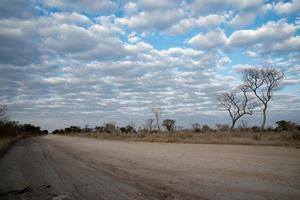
[{"x1": 0, "y1": 135, "x2": 299, "y2": 200}]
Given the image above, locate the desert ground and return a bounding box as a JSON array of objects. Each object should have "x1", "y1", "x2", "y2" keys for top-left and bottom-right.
[{"x1": 0, "y1": 135, "x2": 299, "y2": 200}]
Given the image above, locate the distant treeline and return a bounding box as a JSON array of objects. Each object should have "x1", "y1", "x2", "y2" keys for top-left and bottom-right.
[
  {"x1": 0, "y1": 121, "x2": 48, "y2": 138},
  {"x1": 53, "y1": 120, "x2": 300, "y2": 136},
  {"x1": 0, "y1": 104, "x2": 48, "y2": 138}
]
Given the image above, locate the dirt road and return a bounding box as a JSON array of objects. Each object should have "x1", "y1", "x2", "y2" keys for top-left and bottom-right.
[{"x1": 0, "y1": 135, "x2": 299, "y2": 200}]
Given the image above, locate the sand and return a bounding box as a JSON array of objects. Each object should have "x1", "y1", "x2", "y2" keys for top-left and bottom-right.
[{"x1": 0, "y1": 134, "x2": 299, "y2": 200}]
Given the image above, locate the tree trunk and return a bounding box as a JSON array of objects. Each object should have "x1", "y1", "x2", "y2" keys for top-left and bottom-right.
[
  {"x1": 156, "y1": 117, "x2": 160, "y2": 132},
  {"x1": 261, "y1": 105, "x2": 267, "y2": 131},
  {"x1": 230, "y1": 119, "x2": 236, "y2": 131}
]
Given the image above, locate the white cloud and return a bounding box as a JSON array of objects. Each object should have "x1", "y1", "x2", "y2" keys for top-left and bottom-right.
[
  {"x1": 139, "y1": 0, "x2": 179, "y2": 10},
  {"x1": 229, "y1": 4, "x2": 271, "y2": 28},
  {"x1": 262, "y1": 36, "x2": 300, "y2": 53},
  {"x1": 43, "y1": 77, "x2": 66, "y2": 85},
  {"x1": 163, "y1": 14, "x2": 225, "y2": 35},
  {"x1": 232, "y1": 64, "x2": 255, "y2": 73},
  {"x1": 117, "y1": 9, "x2": 183, "y2": 31},
  {"x1": 190, "y1": 0, "x2": 264, "y2": 15},
  {"x1": 124, "y1": 2, "x2": 138, "y2": 15},
  {"x1": 41, "y1": 22, "x2": 128, "y2": 61},
  {"x1": 228, "y1": 19, "x2": 297, "y2": 47},
  {"x1": 274, "y1": 0, "x2": 300, "y2": 14},
  {"x1": 128, "y1": 32, "x2": 140, "y2": 44},
  {"x1": 198, "y1": 14, "x2": 225, "y2": 27},
  {"x1": 118, "y1": 0, "x2": 186, "y2": 32},
  {"x1": 229, "y1": 12, "x2": 257, "y2": 28},
  {"x1": 218, "y1": 57, "x2": 231, "y2": 67},
  {"x1": 1, "y1": 0, "x2": 300, "y2": 130},
  {"x1": 42, "y1": 24, "x2": 96, "y2": 53},
  {"x1": 188, "y1": 29, "x2": 228, "y2": 49},
  {"x1": 125, "y1": 41, "x2": 153, "y2": 54},
  {"x1": 244, "y1": 51, "x2": 258, "y2": 58},
  {"x1": 282, "y1": 79, "x2": 300, "y2": 86},
  {"x1": 0, "y1": 0, "x2": 37, "y2": 19},
  {"x1": 0, "y1": 19, "x2": 39, "y2": 65},
  {"x1": 164, "y1": 18, "x2": 198, "y2": 35},
  {"x1": 50, "y1": 12, "x2": 92, "y2": 26},
  {"x1": 44, "y1": 0, "x2": 117, "y2": 13}
]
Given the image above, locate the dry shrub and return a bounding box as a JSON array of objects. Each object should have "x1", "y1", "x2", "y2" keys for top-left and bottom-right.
[
  {"x1": 291, "y1": 132, "x2": 300, "y2": 141},
  {"x1": 286, "y1": 131, "x2": 300, "y2": 141},
  {"x1": 0, "y1": 121, "x2": 18, "y2": 138},
  {"x1": 0, "y1": 138, "x2": 13, "y2": 151},
  {"x1": 104, "y1": 123, "x2": 116, "y2": 133},
  {"x1": 191, "y1": 123, "x2": 201, "y2": 132},
  {"x1": 137, "y1": 133, "x2": 147, "y2": 138},
  {"x1": 252, "y1": 133, "x2": 262, "y2": 141},
  {"x1": 251, "y1": 126, "x2": 261, "y2": 132},
  {"x1": 66, "y1": 129, "x2": 300, "y2": 146},
  {"x1": 202, "y1": 124, "x2": 211, "y2": 132},
  {"x1": 230, "y1": 132, "x2": 243, "y2": 137},
  {"x1": 178, "y1": 132, "x2": 193, "y2": 139},
  {"x1": 0, "y1": 136, "x2": 23, "y2": 157},
  {"x1": 166, "y1": 138, "x2": 176, "y2": 143},
  {"x1": 149, "y1": 138, "x2": 157, "y2": 142}
]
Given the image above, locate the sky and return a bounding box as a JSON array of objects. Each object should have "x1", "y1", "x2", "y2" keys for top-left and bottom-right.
[{"x1": 0, "y1": 0, "x2": 300, "y2": 131}]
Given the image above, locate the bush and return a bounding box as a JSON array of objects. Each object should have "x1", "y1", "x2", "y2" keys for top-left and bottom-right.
[
  {"x1": 120, "y1": 125, "x2": 136, "y2": 133},
  {"x1": 216, "y1": 124, "x2": 229, "y2": 131},
  {"x1": 191, "y1": 123, "x2": 201, "y2": 132},
  {"x1": 95, "y1": 126, "x2": 104, "y2": 133},
  {"x1": 150, "y1": 130, "x2": 159, "y2": 134},
  {"x1": 276, "y1": 120, "x2": 298, "y2": 131},
  {"x1": 252, "y1": 133, "x2": 261, "y2": 141},
  {"x1": 104, "y1": 123, "x2": 116, "y2": 133},
  {"x1": 52, "y1": 129, "x2": 62, "y2": 134},
  {"x1": 65, "y1": 126, "x2": 81, "y2": 133},
  {"x1": 178, "y1": 132, "x2": 193, "y2": 139},
  {"x1": 267, "y1": 126, "x2": 274, "y2": 131},
  {"x1": 162, "y1": 119, "x2": 176, "y2": 132},
  {"x1": 251, "y1": 126, "x2": 260, "y2": 132},
  {"x1": 0, "y1": 121, "x2": 44, "y2": 138},
  {"x1": 0, "y1": 121, "x2": 18, "y2": 138},
  {"x1": 202, "y1": 124, "x2": 211, "y2": 132},
  {"x1": 289, "y1": 131, "x2": 300, "y2": 141},
  {"x1": 21, "y1": 124, "x2": 41, "y2": 134}
]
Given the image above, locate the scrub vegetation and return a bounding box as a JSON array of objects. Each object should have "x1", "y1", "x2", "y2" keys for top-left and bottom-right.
[
  {"x1": 1, "y1": 67, "x2": 299, "y2": 147},
  {"x1": 53, "y1": 119, "x2": 300, "y2": 146},
  {"x1": 0, "y1": 105, "x2": 47, "y2": 155}
]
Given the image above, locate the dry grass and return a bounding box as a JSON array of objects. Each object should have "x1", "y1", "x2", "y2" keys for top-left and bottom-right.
[
  {"x1": 0, "y1": 137, "x2": 21, "y2": 157},
  {"x1": 61, "y1": 130, "x2": 300, "y2": 146}
]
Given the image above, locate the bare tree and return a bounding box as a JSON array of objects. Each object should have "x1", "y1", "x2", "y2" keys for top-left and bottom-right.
[
  {"x1": 0, "y1": 105, "x2": 9, "y2": 122},
  {"x1": 162, "y1": 119, "x2": 176, "y2": 132},
  {"x1": 242, "y1": 68, "x2": 284, "y2": 130},
  {"x1": 152, "y1": 108, "x2": 161, "y2": 131},
  {"x1": 144, "y1": 118, "x2": 154, "y2": 133},
  {"x1": 191, "y1": 123, "x2": 201, "y2": 132},
  {"x1": 218, "y1": 86, "x2": 256, "y2": 130},
  {"x1": 104, "y1": 122, "x2": 116, "y2": 133}
]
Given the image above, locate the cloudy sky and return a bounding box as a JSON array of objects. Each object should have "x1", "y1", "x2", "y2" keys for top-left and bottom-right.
[{"x1": 0, "y1": 0, "x2": 300, "y2": 131}]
